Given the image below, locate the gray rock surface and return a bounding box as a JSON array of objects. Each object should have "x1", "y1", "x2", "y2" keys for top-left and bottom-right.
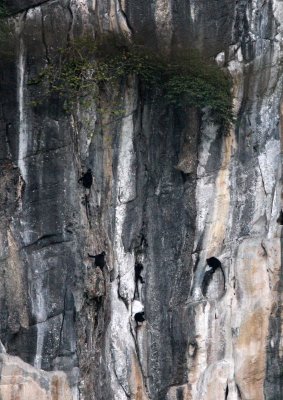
[{"x1": 0, "y1": 1, "x2": 282, "y2": 399}]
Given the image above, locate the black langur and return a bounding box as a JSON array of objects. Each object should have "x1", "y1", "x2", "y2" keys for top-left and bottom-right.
[
  {"x1": 135, "y1": 263, "x2": 145, "y2": 284},
  {"x1": 78, "y1": 168, "x2": 93, "y2": 189},
  {"x1": 277, "y1": 210, "x2": 283, "y2": 225},
  {"x1": 134, "y1": 263, "x2": 145, "y2": 299},
  {"x1": 201, "y1": 269, "x2": 214, "y2": 297},
  {"x1": 201, "y1": 257, "x2": 224, "y2": 297},
  {"x1": 134, "y1": 311, "x2": 145, "y2": 326},
  {"x1": 88, "y1": 251, "x2": 106, "y2": 268},
  {"x1": 206, "y1": 257, "x2": 221, "y2": 272}
]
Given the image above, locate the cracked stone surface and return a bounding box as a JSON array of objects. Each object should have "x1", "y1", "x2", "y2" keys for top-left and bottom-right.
[{"x1": 0, "y1": 0, "x2": 282, "y2": 399}]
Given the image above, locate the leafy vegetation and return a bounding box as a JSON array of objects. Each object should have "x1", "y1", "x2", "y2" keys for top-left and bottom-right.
[
  {"x1": 30, "y1": 34, "x2": 233, "y2": 128},
  {"x1": 0, "y1": 1, "x2": 14, "y2": 59},
  {"x1": 0, "y1": 0, "x2": 8, "y2": 18}
]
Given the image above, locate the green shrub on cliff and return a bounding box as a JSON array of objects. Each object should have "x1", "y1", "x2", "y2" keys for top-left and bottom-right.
[
  {"x1": 0, "y1": 0, "x2": 7, "y2": 17},
  {"x1": 30, "y1": 34, "x2": 233, "y2": 128},
  {"x1": 0, "y1": 1, "x2": 14, "y2": 59}
]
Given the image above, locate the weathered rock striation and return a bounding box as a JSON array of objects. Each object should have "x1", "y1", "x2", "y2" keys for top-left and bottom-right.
[{"x1": 0, "y1": 0, "x2": 282, "y2": 399}]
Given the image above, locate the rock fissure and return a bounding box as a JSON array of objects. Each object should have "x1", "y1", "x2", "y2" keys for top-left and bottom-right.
[
  {"x1": 39, "y1": 9, "x2": 50, "y2": 66},
  {"x1": 129, "y1": 320, "x2": 150, "y2": 397},
  {"x1": 17, "y1": 143, "x2": 73, "y2": 160}
]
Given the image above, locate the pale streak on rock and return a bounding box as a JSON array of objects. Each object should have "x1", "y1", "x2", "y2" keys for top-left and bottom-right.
[
  {"x1": 228, "y1": 47, "x2": 244, "y2": 115},
  {"x1": 190, "y1": 1, "x2": 282, "y2": 390},
  {"x1": 198, "y1": 361, "x2": 231, "y2": 400},
  {"x1": 109, "y1": 0, "x2": 132, "y2": 37},
  {"x1": 6, "y1": 230, "x2": 29, "y2": 331},
  {"x1": 105, "y1": 77, "x2": 148, "y2": 400},
  {"x1": 205, "y1": 132, "x2": 236, "y2": 256},
  {"x1": 193, "y1": 122, "x2": 218, "y2": 246},
  {"x1": 215, "y1": 51, "x2": 225, "y2": 67},
  {"x1": 73, "y1": 0, "x2": 89, "y2": 24},
  {"x1": 188, "y1": 301, "x2": 211, "y2": 399},
  {"x1": 17, "y1": 22, "x2": 28, "y2": 181},
  {"x1": 69, "y1": 0, "x2": 95, "y2": 36},
  {"x1": 190, "y1": 71, "x2": 236, "y2": 397},
  {"x1": 154, "y1": 0, "x2": 173, "y2": 51},
  {"x1": 165, "y1": 384, "x2": 190, "y2": 400},
  {"x1": 2, "y1": 0, "x2": 283, "y2": 398},
  {"x1": 233, "y1": 238, "x2": 280, "y2": 400}
]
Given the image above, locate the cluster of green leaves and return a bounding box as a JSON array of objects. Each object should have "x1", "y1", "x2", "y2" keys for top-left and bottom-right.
[
  {"x1": 0, "y1": 0, "x2": 8, "y2": 18},
  {"x1": 31, "y1": 34, "x2": 233, "y2": 127},
  {"x1": 30, "y1": 36, "x2": 105, "y2": 113},
  {"x1": 0, "y1": 1, "x2": 14, "y2": 59},
  {"x1": 164, "y1": 52, "x2": 233, "y2": 126}
]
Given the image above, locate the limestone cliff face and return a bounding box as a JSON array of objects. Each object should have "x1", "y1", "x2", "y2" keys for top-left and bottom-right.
[{"x1": 0, "y1": 1, "x2": 282, "y2": 399}]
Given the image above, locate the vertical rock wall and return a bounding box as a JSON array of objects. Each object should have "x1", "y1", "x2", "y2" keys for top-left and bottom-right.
[{"x1": 0, "y1": 0, "x2": 282, "y2": 399}]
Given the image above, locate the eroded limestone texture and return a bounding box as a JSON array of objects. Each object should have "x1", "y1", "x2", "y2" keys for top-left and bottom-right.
[
  {"x1": 0, "y1": 1, "x2": 282, "y2": 399},
  {"x1": 0, "y1": 353, "x2": 73, "y2": 400}
]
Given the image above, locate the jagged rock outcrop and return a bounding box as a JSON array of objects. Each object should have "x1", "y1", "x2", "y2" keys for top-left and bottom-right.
[
  {"x1": 0, "y1": 0, "x2": 282, "y2": 399},
  {"x1": 0, "y1": 352, "x2": 73, "y2": 400}
]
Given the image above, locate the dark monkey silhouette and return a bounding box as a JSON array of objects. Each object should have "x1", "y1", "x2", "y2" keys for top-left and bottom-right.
[
  {"x1": 206, "y1": 257, "x2": 221, "y2": 272},
  {"x1": 134, "y1": 263, "x2": 145, "y2": 299},
  {"x1": 135, "y1": 263, "x2": 145, "y2": 284},
  {"x1": 88, "y1": 251, "x2": 106, "y2": 268},
  {"x1": 201, "y1": 257, "x2": 224, "y2": 297},
  {"x1": 134, "y1": 311, "x2": 145, "y2": 325},
  {"x1": 277, "y1": 210, "x2": 283, "y2": 225},
  {"x1": 78, "y1": 168, "x2": 93, "y2": 189}
]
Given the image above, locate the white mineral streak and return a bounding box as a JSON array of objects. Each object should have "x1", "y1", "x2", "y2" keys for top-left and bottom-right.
[
  {"x1": 69, "y1": 0, "x2": 90, "y2": 32},
  {"x1": 193, "y1": 120, "x2": 218, "y2": 245},
  {"x1": 188, "y1": 0, "x2": 283, "y2": 398},
  {"x1": 28, "y1": 251, "x2": 48, "y2": 370},
  {"x1": 16, "y1": 10, "x2": 48, "y2": 371},
  {"x1": 204, "y1": 131, "x2": 236, "y2": 257},
  {"x1": 74, "y1": 101, "x2": 97, "y2": 161},
  {"x1": 215, "y1": 51, "x2": 225, "y2": 67},
  {"x1": 189, "y1": 0, "x2": 198, "y2": 23},
  {"x1": 154, "y1": 0, "x2": 173, "y2": 50},
  {"x1": 33, "y1": 280, "x2": 47, "y2": 369},
  {"x1": 105, "y1": 77, "x2": 148, "y2": 400},
  {"x1": 0, "y1": 340, "x2": 6, "y2": 353},
  {"x1": 109, "y1": 0, "x2": 132, "y2": 37},
  {"x1": 258, "y1": 138, "x2": 280, "y2": 222},
  {"x1": 189, "y1": 127, "x2": 236, "y2": 397},
  {"x1": 17, "y1": 8, "x2": 40, "y2": 182},
  {"x1": 74, "y1": 0, "x2": 88, "y2": 16},
  {"x1": 132, "y1": 300, "x2": 144, "y2": 315},
  {"x1": 228, "y1": 47, "x2": 244, "y2": 115},
  {"x1": 17, "y1": 25, "x2": 27, "y2": 181}
]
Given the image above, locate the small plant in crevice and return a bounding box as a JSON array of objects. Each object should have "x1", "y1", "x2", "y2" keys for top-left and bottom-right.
[{"x1": 29, "y1": 33, "x2": 234, "y2": 129}]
